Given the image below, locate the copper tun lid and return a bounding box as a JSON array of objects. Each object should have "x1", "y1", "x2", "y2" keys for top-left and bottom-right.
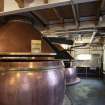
[
  {"x1": 0, "y1": 17, "x2": 54, "y2": 53},
  {"x1": 0, "y1": 20, "x2": 41, "y2": 52}
]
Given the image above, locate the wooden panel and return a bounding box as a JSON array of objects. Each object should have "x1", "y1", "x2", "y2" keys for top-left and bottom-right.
[
  {"x1": 55, "y1": 5, "x2": 74, "y2": 19},
  {"x1": 35, "y1": 8, "x2": 60, "y2": 21},
  {"x1": 79, "y1": 2, "x2": 99, "y2": 17},
  {"x1": 0, "y1": 61, "x2": 65, "y2": 105},
  {"x1": 0, "y1": 0, "x2": 4, "y2": 12}
]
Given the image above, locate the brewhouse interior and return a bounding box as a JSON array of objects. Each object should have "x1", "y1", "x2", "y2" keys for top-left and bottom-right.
[{"x1": 0, "y1": 0, "x2": 105, "y2": 105}]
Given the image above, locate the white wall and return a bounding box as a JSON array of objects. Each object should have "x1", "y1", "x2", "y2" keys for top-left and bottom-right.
[{"x1": 71, "y1": 46, "x2": 103, "y2": 67}]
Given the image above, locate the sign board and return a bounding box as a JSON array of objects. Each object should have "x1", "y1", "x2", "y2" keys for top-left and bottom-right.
[{"x1": 31, "y1": 40, "x2": 41, "y2": 53}]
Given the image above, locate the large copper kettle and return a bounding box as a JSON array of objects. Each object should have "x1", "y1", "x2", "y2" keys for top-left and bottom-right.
[
  {"x1": 0, "y1": 18, "x2": 65, "y2": 105},
  {"x1": 0, "y1": 60, "x2": 65, "y2": 105}
]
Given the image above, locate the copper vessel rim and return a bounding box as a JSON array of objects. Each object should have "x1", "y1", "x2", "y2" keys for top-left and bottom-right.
[
  {"x1": 8, "y1": 19, "x2": 32, "y2": 25},
  {"x1": 0, "y1": 65, "x2": 64, "y2": 72},
  {"x1": 0, "y1": 57, "x2": 58, "y2": 61},
  {"x1": 6, "y1": 15, "x2": 33, "y2": 25}
]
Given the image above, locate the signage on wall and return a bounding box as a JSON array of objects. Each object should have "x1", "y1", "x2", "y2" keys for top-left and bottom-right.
[{"x1": 31, "y1": 40, "x2": 41, "y2": 53}]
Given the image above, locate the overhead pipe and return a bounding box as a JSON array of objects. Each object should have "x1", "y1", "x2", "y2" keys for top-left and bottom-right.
[
  {"x1": 44, "y1": 29, "x2": 98, "y2": 36},
  {"x1": 29, "y1": 12, "x2": 48, "y2": 27}
]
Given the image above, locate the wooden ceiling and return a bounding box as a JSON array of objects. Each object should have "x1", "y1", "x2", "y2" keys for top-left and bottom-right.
[
  {"x1": 31, "y1": 0, "x2": 102, "y2": 27},
  {"x1": 0, "y1": 0, "x2": 105, "y2": 37},
  {"x1": 24, "y1": 0, "x2": 105, "y2": 37}
]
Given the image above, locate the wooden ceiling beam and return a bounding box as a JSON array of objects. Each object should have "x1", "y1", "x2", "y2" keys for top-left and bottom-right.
[
  {"x1": 30, "y1": 12, "x2": 48, "y2": 27},
  {"x1": 71, "y1": 0, "x2": 79, "y2": 29},
  {"x1": 52, "y1": 8, "x2": 64, "y2": 23},
  {"x1": 1, "y1": 0, "x2": 100, "y2": 16},
  {"x1": 32, "y1": 11, "x2": 49, "y2": 26},
  {"x1": 72, "y1": 0, "x2": 100, "y2": 4},
  {"x1": 75, "y1": 3, "x2": 80, "y2": 26}
]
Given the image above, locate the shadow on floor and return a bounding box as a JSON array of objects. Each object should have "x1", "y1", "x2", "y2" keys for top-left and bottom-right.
[{"x1": 63, "y1": 79, "x2": 105, "y2": 105}]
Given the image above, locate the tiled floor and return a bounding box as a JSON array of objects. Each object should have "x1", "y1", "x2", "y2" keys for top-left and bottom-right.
[{"x1": 63, "y1": 79, "x2": 105, "y2": 105}]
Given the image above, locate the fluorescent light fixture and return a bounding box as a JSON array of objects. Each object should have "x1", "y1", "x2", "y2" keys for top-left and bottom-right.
[{"x1": 76, "y1": 54, "x2": 92, "y2": 60}]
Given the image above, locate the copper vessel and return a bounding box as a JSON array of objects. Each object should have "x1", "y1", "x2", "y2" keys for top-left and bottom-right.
[
  {"x1": 0, "y1": 19, "x2": 53, "y2": 53},
  {"x1": 0, "y1": 18, "x2": 64, "y2": 105},
  {"x1": 65, "y1": 67, "x2": 80, "y2": 85},
  {"x1": 0, "y1": 60, "x2": 65, "y2": 105}
]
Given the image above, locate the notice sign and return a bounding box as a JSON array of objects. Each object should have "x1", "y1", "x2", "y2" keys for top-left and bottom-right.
[{"x1": 31, "y1": 40, "x2": 41, "y2": 53}]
